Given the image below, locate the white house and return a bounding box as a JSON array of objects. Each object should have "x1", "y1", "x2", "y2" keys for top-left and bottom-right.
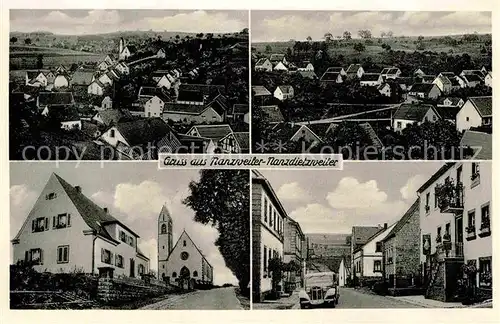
[
  {"x1": 297, "y1": 61, "x2": 314, "y2": 72},
  {"x1": 380, "y1": 67, "x2": 401, "y2": 79},
  {"x1": 54, "y1": 74, "x2": 70, "y2": 89},
  {"x1": 88, "y1": 80, "x2": 106, "y2": 96},
  {"x1": 377, "y1": 83, "x2": 391, "y2": 97},
  {"x1": 417, "y1": 162, "x2": 492, "y2": 301},
  {"x1": 408, "y1": 83, "x2": 441, "y2": 100},
  {"x1": 157, "y1": 48, "x2": 166, "y2": 59},
  {"x1": 157, "y1": 75, "x2": 172, "y2": 89},
  {"x1": 289, "y1": 125, "x2": 322, "y2": 144},
  {"x1": 11, "y1": 173, "x2": 150, "y2": 277},
  {"x1": 433, "y1": 73, "x2": 460, "y2": 94},
  {"x1": 393, "y1": 104, "x2": 441, "y2": 132},
  {"x1": 114, "y1": 62, "x2": 130, "y2": 75},
  {"x1": 360, "y1": 73, "x2": 383, "y2": 87},
  {"x1": 252, "y1": 170, "x2": 286, "y2": 302},
  {"x1": 484, "y1": 72, "x2": 492, "y2": 88},
  {"x1": 255, "y1": 58, "x2": 273, "y2": 72},
  {"x1": 97, "y1": 61, "x2": 110, "y2": 71},
  {"x1": 274, "y1": 85, "x2": 294, "y2": 101},
  {"x1": 273, "y1": 62, "x2": 288, "y2": 71},
  {"x1": 338, "y1": 257, "x2": 350, "y2": 287},
  {"x1": 144, "y1": 95, "x2": 167, "y2": 118},
  {"x1": 346, "y1": 64, "x2": 364, "y2": 79},
  {"x1": 325, "y1": 67, "x2": 347, "y2": 76},
  {"x1": 437, "y1": 97, "x2": 465, "y2": 108},
  {"x1": 456, "y1": 96, "x2": 492, "y2": 132}
]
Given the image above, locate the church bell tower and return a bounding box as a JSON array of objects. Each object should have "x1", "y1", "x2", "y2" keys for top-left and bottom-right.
[{"x1": 158, "y1": 205, "x2": 173, "y2": 280}]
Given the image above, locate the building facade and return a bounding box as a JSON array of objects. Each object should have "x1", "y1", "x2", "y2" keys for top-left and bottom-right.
[{"x1": 283, "y1": 217, "x2": 305, "y2": 291}]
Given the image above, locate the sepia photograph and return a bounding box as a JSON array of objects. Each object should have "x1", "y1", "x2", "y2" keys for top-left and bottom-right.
[
  {"x1": 9, "y1": 163, "x2": 250, "y2": 309},
  {"x1": 251, "y1": 11, "x2": 492, "y2": 160},
  {"x1": 9, "y1": 10, "x2": 250, "y2": 160},
  {"x1": 251, "y1": 161, "x2": 492, "y2": 308}
]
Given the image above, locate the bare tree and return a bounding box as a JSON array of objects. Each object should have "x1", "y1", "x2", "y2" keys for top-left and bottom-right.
[
  {"x1": 343, "y1": 31, "x2": 352, "y2": 40},
  {"x1": 358, "y1": 30, "x2": 372, "y2": 39}
]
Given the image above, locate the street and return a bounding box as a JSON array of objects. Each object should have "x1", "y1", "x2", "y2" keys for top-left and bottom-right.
[
  {"x1": 335, "y1": 288, "x2": 423, "y2": 308},
  {"x1": 139, "y1": 287, "x2": 243, "y2": 310}
]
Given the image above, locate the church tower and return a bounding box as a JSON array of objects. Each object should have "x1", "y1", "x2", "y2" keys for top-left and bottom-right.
[
  {"x1": 158, "y1": 205, "x2": 173, "y2": 280},
  {"x1": 119, "y1": 37, "x2": 124, "y2": 55}
]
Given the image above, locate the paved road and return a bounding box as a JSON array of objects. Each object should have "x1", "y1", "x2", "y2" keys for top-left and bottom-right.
[{"x1": 140, "y1": 287, "x2": 242, "y2": 310}]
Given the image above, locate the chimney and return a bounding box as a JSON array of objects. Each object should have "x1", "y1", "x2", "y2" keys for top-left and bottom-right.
[
  {"x1": 75, "y1": 186, "x2": 81, "y2": 193},
  {"x1": 104, "y1": 207, "x2": 108, "y2": 213},
  {"x1": 384, "y1": 223, "x2": 388, "y2": 230}
]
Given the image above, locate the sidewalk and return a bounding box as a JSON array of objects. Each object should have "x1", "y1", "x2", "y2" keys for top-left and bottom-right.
[
  {"x1": 386, "y1": 295, "x2": 465, "y2": 308},
  {"x1": 252, "y1": 291, "x2": 299, "y2": 310}
]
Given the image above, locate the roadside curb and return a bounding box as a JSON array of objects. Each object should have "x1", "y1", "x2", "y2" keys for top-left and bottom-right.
[{"x1": 385, "y1": 296, "x2": 465, "y2": 308}]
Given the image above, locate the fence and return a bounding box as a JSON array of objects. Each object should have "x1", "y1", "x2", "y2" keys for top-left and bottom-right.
[{"x1": 97, "y1": 276, "x2": 178, "y2": 304}]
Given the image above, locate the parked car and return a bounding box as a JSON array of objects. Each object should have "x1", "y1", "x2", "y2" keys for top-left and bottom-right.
[{"x1": 298, "y1": 271, "x2": 339, "y2": 309}]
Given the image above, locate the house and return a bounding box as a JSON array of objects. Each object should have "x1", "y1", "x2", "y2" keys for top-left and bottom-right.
[
  {"x1": 100, "y1": 96, "x2": 113, "y2": 110},
  {"x1": 320, "y1": 71, "x2": 343, "y2": 84},
  {"x1": 59, "y1": 109, "x2": 82, "y2": 131},
  {"x1": 325, "y1": 67, "x2": 347, "y2": 76},
  {"x1": 456, "y1": 96, "x2": 492, "y2": 132},
  {"x1": 259, "y1": 105, "x2": 284, "y2": 124},
  {"x1": 219, "y1": 131, "x2": 249, "y2": 153},
  {"x1": 92, "y1": 109, "x2": 133, "y2": 127},
  {"x1": 437, "y1": 97, "x2": 464, "y2": 108},
  {"x1": 230, "y1": 104, "x2": 249, "y2": 123},
  {"x1": 70, "y1": 71, "x2": 94, "y2": 86},
  {"x1": 156, "y1": 48, "x2": 166, "y2": 58},
  {"x1": 435, "y1": 106, "x2": 460, "y2": 124},
  {"x1": 252, "y1": 86, "x2": 272, "y2": 97},
  {"x1": 338, "y1": 256, "x2": 351, "y2": 287},
  {"x1": 417, "y1": 75, "x2": 437, "y2": 84},
  {"x1": 289, "y1": 124, "x2": 323, "y2": 144},
  {"x1": 460, "y1": 130, "x2": 492, "y2": 160},
  {"x1": 408, "y1": 83, "x2": 441, "y2": 100},
  {"x1": 460, "y1": 74, "x2": 483, "y2": 88},
  {"x1": 414, "y1": 68, "x2": 426, "y2": 77},
  {"x1": 432, "y1": 73, "x2": 460, "y2": 94},
  {"x1": 484, "y1": 72, "x2": 492, "y2": 88},
  {"x1": 144, "y1": 94, "x2": 169, "y2": 118},
  {"x1": 350, "y1": 226, "x2": 382, "y2": 281},
  {"x1": 98, "y1": 72, "x2": 116, "y2": 86},
  {"x1": 460, "y1": 70, "x2": 485, "y2": 80},
  {"x1": 254, "y1": 58, "x2": 273, "y2": 72},
  {"x1": 380, "y1": 67, "x2": 401, "y2": 79},
  {"x1": 156, "y1": 75, "x2": 172, "y2": 89},
  {"x1": 55, "y1": 65, "x2": 68, "y2": 74},
  {"x1": 298, "y1": 71, "x2": 318, "y2": 79},
  {"x1": 11, "y1": 173, "x2": 150, "y2": 277},
  {"x1": 118, "y1": 38, "x2": 136, "y2": 61},
  {"x1": 269, "y1": 54, "x2": 287, "y2": 66},
  {"x1": 274, "y1": 85, "x2": 294, "y2": 101},
  {"x1": 162, "y1": 226, "x2": 213, "y2": 288},
  {"x1": 252, "y1": 170, "x2": 286, "y2": 302},
  {"x1": 352, "y1": 223, "x2": 396, "y2": 287},
  {"x1": 26, "y1": 70, "x2": 50, "y2": 87},
  {"x1": 377, "y1": 83, "x2": 391, "y2": 97},
  {"x1": 162, "y1": 95, "x2": 227, "y2": 124},
  {"x1": 360, "y1": 73, "x2": 382, "y2": 87},
  {"x1": 382, "y1": 200, "x2": 420, "y2": 292},
  {"x1": 176, "y1": 89, "x2": 205, "y2": 105},
  {"x1": 103, "y1": 54, "x2": 115, "y2": 66},
  {"x1": 138, "y1": 86, "x2": 159, "y2": 99},
  {"x1": 417, "y1": 162, "x2": 492, "y2": 302},
  {"x1": 273, "y1": 62, "x2": 288, "y2": 71},
  {"x1": 54, "y1": 74, "x2": 70, "y2": 89},
  {"x1": 393, "y1": 104, "x2": 441, "y2": 132},
  {"x1": 185, "y1": 124, "x2": 233, "y2": 149},
  {"x1": 114, "y1": 62, "x2": 130, "y2": 75},
  {"x1": 283, "y1": 217, "x2": 306, "y2": 291},
  {"x1": 346, "y1": 64, "x2": 364, "y2": 79},
  {"x1": 396, "y1": 77, "x2": 413, "y2": 92},
  {"x1": 87, "y1": 80, "x2": 106, "y2": 96},
  {"x1": 297, "y1": 61, "x2": 314, "y2": 72},
  {"x1": 37, "y1": 92, "x2": 75, "y2": 111},
  {"x1": 97, "y1": 60, "x2": 110, "y2": 71}
]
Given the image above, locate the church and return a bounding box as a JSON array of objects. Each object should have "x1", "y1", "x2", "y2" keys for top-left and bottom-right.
[
  {"x1": 118, "y1": 37, "x2": 137, "y2": 61},
  {"x1": 157, "y1": 205, "x2": 214, "y2": 289}
]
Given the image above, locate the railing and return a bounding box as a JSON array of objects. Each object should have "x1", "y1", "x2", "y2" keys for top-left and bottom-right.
[
  {"x1": 436, "y1": 242, "x2": 464, "y2": 258},
  {"x1": 436, "y1": 180, "x2": 464, "y2": 213}
]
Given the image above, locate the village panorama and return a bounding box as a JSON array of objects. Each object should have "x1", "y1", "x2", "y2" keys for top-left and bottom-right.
[
  {"x1": 251, "y1": 11, "x2": 492, "y2": 160},
  {"x1": 9, "y1": 10, "x2": 250, "y2": 160}
]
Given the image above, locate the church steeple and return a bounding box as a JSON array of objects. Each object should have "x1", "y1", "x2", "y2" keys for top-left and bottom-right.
[{"x1": 158, "y1": 204, "x2": 173, "y2": 280}]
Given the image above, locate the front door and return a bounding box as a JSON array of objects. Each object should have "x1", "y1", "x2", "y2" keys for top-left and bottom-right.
[
  {"x1": 130, "y1": 258, "x2": 135, "y2": 277},
  {"x1": 455, "y1": 216, "x2": 464, "y2": 257}
]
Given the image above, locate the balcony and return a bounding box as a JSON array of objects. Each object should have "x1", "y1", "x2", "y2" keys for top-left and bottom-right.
[
  {"x1": 435, "y1": 179, "x2": 464, "y2": 214},
  {"x1": 436, "y1": 241, "x2": 464, "y2": 260}
]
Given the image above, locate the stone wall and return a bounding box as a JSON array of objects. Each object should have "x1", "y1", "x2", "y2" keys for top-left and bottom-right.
[{"x1": 97, "y1": 277, "x2": 176, "y2": 304}]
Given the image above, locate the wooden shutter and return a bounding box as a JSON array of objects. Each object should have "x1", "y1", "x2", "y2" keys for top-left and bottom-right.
[
  {"x1": 25, "y1": 251, "x2": 29, "y2": 262},
  {"x1": 67, "y1": 214, "x2": 71, "y2": 227},
  {"x1": 109, "y1": 252, "x2": 113, "y2": 264},
  {"x1": 32, "y1": 220, "x2": 35, "y2": 232},
  {"x1": 64, "y1": 246, "x2": 69, "y2": 262},
  {"x1": 53, "y1": 216, "x2": 56, "y2": 229},
  {"x1": 101, "y1": 248, "x2": 105, "y2": 262},
  {"x1": 45, "y1": 217, "x2": 49, "y2": 231},
  {"x1": 40, "y1": 249, "x2": 43, "y2": 264}
]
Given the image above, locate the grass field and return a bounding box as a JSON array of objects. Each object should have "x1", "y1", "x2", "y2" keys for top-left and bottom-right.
[{"x1": 9, "y1": 45, "x2": 104, "y2": 69}]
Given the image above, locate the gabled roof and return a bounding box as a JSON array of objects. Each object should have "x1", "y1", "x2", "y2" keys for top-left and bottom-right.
[
  {"x1": 409, "y1": 83, "x2": 438, "y2": 93},
  {"x1": 460, "y1": 130, "x2": 492, "y2": 160},
  {"x1": 298, "y1": 71, "x2": 318, "y2": 79},
  {"x1": 38, "y1": 92, "x2": 74, "y2": 106},
  {"x1": 233, "y1": 132, "x2": 250, "y2": 151},
  {"x1": 417, "y1": 163, "x2": 456, "y2": 193},
  {"x1": 321, "y1": 72, "x2": 342, "y2": 81},
  {"x1": 115, "y1": 118, "x2": 172, "y2": 147},
  {"x1": 326, "y1": 67, "x2": 344, "y2": 73},
  {"x1": 138, "y1": 86, "x2": 159, "y2": 98},
  {"x1": 360, "y1": 73, "x2": 381, "y2": 82},
  {"x1": 346, "y1": 64, "x2": 362, "y2": 73},
  {"x1": 95, "y1": 109, "x2": 133, "y2": 126},
  {"x1": 255, "y1": 58, "x2": 270, "y2": 66},
  {"x1": 166, "y1": 230, "x2": 212, "y2": 267},
  {"x1": 177, "y1": 89, "x2": 204, "y2": 102},
  {"x1": 232, "y1": 103, "x2": 248, "y2": 115},
  {"x1": 205, "y1": 94, "x2": 229, "y2": 117},
  {"x1": 359, "y1": 123, "x2": 383, "y2": 148},
  {"x1": 297, "y1": 61, "x2": 313, "y2": 68},
  {"x1": 269, "y1": 53, "x2": 285, "y2": 62},
  {"x1": 163, "y1": 103, "x2": 206, "y2": 115},
  {"x1": 352, "y1": 226, "x2": 381, "y2": 246},
  {"x1": 383, "y1": 199, "x2": 420, "y2": 242},
  {"x1": 393, "y1": 104, "x2": 437, "y2": 121},
  {"x1": 277, "y1": 85, "x2": 293, "y2": 94},
  {"x1": 462, "y1": 73, "x2": 483, "y2": 83},
  {"x1": 259, "y1": 105, "x2": 284, "y2": 123},
  {"x1": 437, "y1": 97, "x2": 463, "y2": 106},
  {"x1": 252, "y1": 85, "x2": 271, "y2": 96},
  {"x1": 157, "y1": 132, "x2": 183, "y2": 154},
  {"x1": 188, "y1": 124, "x2": 233, "y2": 142},
  {"x1": 71, "y1": 71, "x2": 94, "y2": 85},
  {"x1": 468, "y1": 96, "x2": 492, "y2": 117},
  {"x1": 435, "y1": 106, "x2": 460, "y2": 121},
  {"x1": 179, "y1": 84, "x2": 224, "y2": 97}
]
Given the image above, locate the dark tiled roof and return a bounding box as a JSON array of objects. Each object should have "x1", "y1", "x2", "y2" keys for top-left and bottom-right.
[
  {"x1": 157, "y1": 132, "x2": 183, "y2": 154},
  {"x1": 179, "y1": 84, "x2": 224, "y2": 96},
  {"x1": 469, "y1": 96, "x2": 492, "y2": 117},
  {"x1": 163, "y1": 103, "x2": 206, "y2": 114},
  {"x1": 462, "y1": 74, "x2": 483, "y2": 83},
  {"x1": 409, "y1": 83, "x2": 437, "y2": 93},
  {"x1": 138, "y1": 86, "x2": 159, "y2": 97},
  {"x1": 270, "y1": 54, "x2": 285, "y2": 62},
  {"x1": 437, "y1": 97, "x2": 462, "y2": 106},
  {"x1": 189, "y1": 124, "x2": 233, "y2": 142},
  {"x1": 252, "y1": 86, "x2": 271, "y2": 96},
  {"x1": 206, "y1": 94, "x2": 229, "y2": 117},
  {"x1": 326, "y1": 67, "x2": 344, "y2": 73},
  {"x1": 38, "y1": 92, "x2": 74, "y2": 106},
  {"x1": 255, "y1": 58, "x2": 270, "y2": 66},
  {"x1": 232, "y1": 104, "x2": 248, "y2": 115},
  {"x1": 359, "y1": 122, "x2": 383, "y2": 148},
  {"x1": 393, "y1": 104, "x2": 436, "y2": 121},
  {"x1": 321, "y1": 72, "x2": 341, "y2": 81},
  {"x1": 177, "y1": 89, "x2": 204, "y2": 102},
  {"x1": 260, "y1": 105, "x2": 284, "y2": 123},
  {"x1": 71, "y1": 71, "x2": 94, "y2": 85},
  {"x1": 352, "y1": 226, "x2": 381, "y2": 246},
  {"x1": 383, "y1": 199, "x2": 420, "y2": 241},
  {"x1": 125, "y1": 45, "x2": 137, "y2": 53},
  {"x1": 277, "y1": 85, "x2": 293, "y2": 94},
  {"x1": 95, "y1": 109, "x2": 133, "y2": 126},
  {"x1": 116, "y1": 118, "x2": 171, "y2": 147},
  {"x1": 460, "y1": 130, "x2": 492, "y2": 160},
  {"x1": 346, "y1": 64, "x2": 362, "y2": 73},
  {"x1": 233, "y1": 132, "x2": 249, "y2": 151},
  {"x1": 435, "y1": 106, "x2": 460, "y2": 121},
  {"x1": 298, "y1": 71, "x2": 318, "y2": 79},
  {"x1": 360, "y1": 73, "x2": 381, "y2": 82}
]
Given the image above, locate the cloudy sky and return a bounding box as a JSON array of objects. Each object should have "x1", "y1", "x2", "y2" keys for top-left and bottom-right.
[
  {"x1": 251, "y1": 11, "x2": 491, "y2": 42},
  {"x1": 10, "y1": 10, "x2": 248, "y2": 35},
  {"x1": 10, "y1": 162, "x2": 241, "y2": 285},
  {"x1": 261, "y1": 162, "x2": 445, "y2": 234}
]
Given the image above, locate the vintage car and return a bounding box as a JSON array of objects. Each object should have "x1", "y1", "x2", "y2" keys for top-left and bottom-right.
[{"x1": 298, "y1": 271, "x2": 339, "y2": 308}]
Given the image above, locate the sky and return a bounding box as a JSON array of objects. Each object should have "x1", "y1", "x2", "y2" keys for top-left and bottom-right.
[
  {"x1": 9, "y1": 9, "x2": 248, "y2": 35},
  {"x1": 251, "y1": 11, "x2": 492, "y2": 42},
  {"x1": 9, "y1": 162, "x2": 240, "y2": 285},
  {"x1": 260, "y1": 162, "x2": 446, "y2": 234}
]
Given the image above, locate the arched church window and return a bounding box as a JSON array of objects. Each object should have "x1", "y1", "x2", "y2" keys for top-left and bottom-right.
[
  {"x1": 193, "y1": 271, "x2": 198, "y2": 277},
  {"x1": 161, "y1": 224, "x2": 167, "y2": 234},
  {"x1": 172, "y1": 272, "x2": 177, "y2": 278}
]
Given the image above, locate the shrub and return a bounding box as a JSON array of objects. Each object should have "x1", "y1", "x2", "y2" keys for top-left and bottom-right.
[{"x1": 372, "y1": 281, "x2": 389, "y2": 296}]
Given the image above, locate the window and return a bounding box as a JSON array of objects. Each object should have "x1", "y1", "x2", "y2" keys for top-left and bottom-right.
[
  {"x1": 161, "y1": 224, "x2": 167, "y2": 234},
  {"x1": 481, "y1": 203, "x2": 491, "y2": 231},
  {"x1": 128, "y1": 236, "x2": 134, "y2": 247},
  {"x1": 138, "y1": 264, "x2": 145, "y2": 275},
  {"x1": 425, "y1": 193, "x2": 430, "y2": 213},
  {"x1": 110, "y1": 129, "x2": 115, "y2": 138},
  {"x1": 193, "y1": 271, "x2": 198, "y2": 277},
  {"x1": 471, "y1": 163, "x2": 480, "y2": 187},
  {"x1": 375, "y1": 242, "x2": 382, "y2": 253},
  {"x1": 263, "y1": 246, "x2": 268, "y2": 272},
  {"x1": 263, "y1": 198, "x2": 268, "y2": 223},
  {"x1": 181, "y1": 252, "x2": 189, "y2": 260},
  {"x1": 45, "y1": 192, "x2": 57, "y2": 200},
  {"x1": 120, "y1": 231, "x2": 126, "y2": 242},
  {"x1": 53, "y1": 213, "x2": 70, "y2": 229},
  {"x1": 445, "y1": 223, "x2": 451, "y2": 236},
  {"x1": 115, "y1": 254, "x2": 124, "y2": 268},
  {"x1": 436, "y1": 227, "x2": 442, "y2": 243},
  {"x1": 434, "y1": 187, "x2": 438, "y2": 208},
  {"x1": 374, "y1": 260, "x2": 382, "y2": 272},
  {"x1": 26, "y1": 248, "x2": 43, "y2": 265},
  {"x1": 183, "y1": 240, "x2": 187, "y2": 247},
  {"x1": 32, "y1": 217, "x2": 49, "y2": 233},
  {"x1": 479, "y1": 257, "x2": 492, "y2": 288},
  {"x1": 466, "y1": 117, "x2": 470, "y2": 122},
  {"x1": 270, "y1": 209, "x2": 274, "y2": 227},
  {"x1": 162, "y1": 245, "x2": 165, "y2": 250},
  {"x1": 172, "y1": 272, "x2": 177, "y2": 278},
  {"x1": 57, "y1": 245, "x2": 69, "y2": 263},
  {"x1": 101, "y1": 248, "x2": 112, "y2": 264},
  {"x1": 467, "y1": 210, "x2": 476, "y2": 230},
  {"x1": 397, "y1": 122, "x2": 402, "y2": 128}
]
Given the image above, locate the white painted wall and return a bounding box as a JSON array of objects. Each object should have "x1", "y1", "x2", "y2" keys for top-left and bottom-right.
[
  {"x1": 100, "y1": 127, "x2": 129, "y2": 147},
  {"x1": 456, "y1": 101, "x2": 483, "y2": 132}
]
